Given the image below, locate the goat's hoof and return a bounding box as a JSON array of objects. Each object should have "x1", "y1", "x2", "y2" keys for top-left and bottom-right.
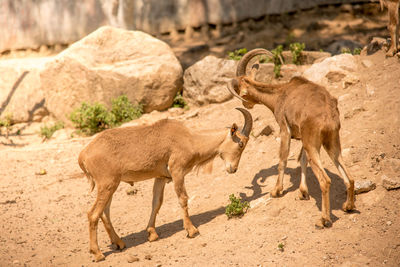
[
  {"x1": 270, "y1": 188, "x2": 282, "y2": 198},
  {"x1": 187, "y1": 227, "x2": 199, "y2": 238},
  {"x1": 342, "y1": 202, "x2": 355, "y2": 212},
  {"x1": 115, "y1": 240, "x2": 126, "y2": 250},
  {"x1": 90, "y1": 251, "x2": 105, "y2": 262},
  {"x1": 315, "y1": 217, "x2": 332, "y2": 229},
  {"x1": 298, "y1": 190, "x2": 310, "y2": 200},
  {"x1": 147, "y1": 228, "x2": 159, "y2": 242}
]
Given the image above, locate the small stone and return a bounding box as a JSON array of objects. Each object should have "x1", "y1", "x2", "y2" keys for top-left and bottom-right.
[
  {"x1": 361, "y1": 60, "x2": 373, "y2": 68},
  {"x1": 12, "y1": 260, "x2": 20, "y2": 265},
  {"x1": 201, "y1": 243, "x2": 207, "y2": 247},
  {"x1": 126, "y1": 187, "x2": 138, "y2": 195},
  {"x1": 145, "y1": 254, "x2": 152, "y2": 260},
  {"x1": 35, "y1": 169, "x2": 47, "y2": 175},
  {"x1": 127, "y1": 255, "x2": 139, "y2": 263},
  {"x1": 354, "y1": 180, "x2": 376, "y2": 194},
  {"x1": 381, "y1": 175, "x2": 400, "y2": 190},
  {"x1": 260, "y1": 125, "x2": 273, "y2": 137},
  {"x1": 366, "y1": 84, "x2": 375, "y2": 97},
  {"x1": 386, "y1": 221, "x2": 392, "y2": 226}
]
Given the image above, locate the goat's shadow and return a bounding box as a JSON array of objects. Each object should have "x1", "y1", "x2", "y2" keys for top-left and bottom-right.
[
  {"x1": 105, "y1": 163, "x2": 355, "y2": 257},
  {"x1": 239, "y1": 163, "x2": 358, "y2": 221}
]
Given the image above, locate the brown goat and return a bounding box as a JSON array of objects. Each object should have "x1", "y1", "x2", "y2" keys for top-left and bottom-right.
[
  {"x1": 227, "y1": 48, "x2": 355, "y2": 228},
  {"x1": 380, "y1": 0, "x2": 400, "y2": 56},
  {"x1": 78, "y1": 108, "x2": 252, "y2": 261}
]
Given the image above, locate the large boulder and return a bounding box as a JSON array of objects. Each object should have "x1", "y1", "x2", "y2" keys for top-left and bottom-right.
[
  {"x1": 183, "y1": 56, "x2": 236, "y2": 106},
  {"x1": 0, "y1": 57, "x2": 51, "y2": 123},
  {"x1": 40, "y1": 26, "x2": 183, "y2": 122},
  {"x1": 303, "y1": 54, "x2": 359, "y2": 88}
]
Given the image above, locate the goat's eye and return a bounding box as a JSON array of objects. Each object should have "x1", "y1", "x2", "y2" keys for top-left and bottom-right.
[{"x1": 238, "y1": 141, "x2": 244, "y2": 148}]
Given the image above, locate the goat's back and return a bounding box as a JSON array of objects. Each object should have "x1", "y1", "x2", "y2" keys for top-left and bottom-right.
[{"x1": 78, "y1": 119, "x2": 195, "y2": 178}]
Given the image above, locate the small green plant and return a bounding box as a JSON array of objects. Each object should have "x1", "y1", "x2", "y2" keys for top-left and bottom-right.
[
  {"x1": 341, "y1": 47, "x2": 352, "y2": 54},
  {"x1": 228, "y1": 48, "x2": 248, "y2": 60},
  {"x1": 70, "y1": 102, "x2": 116, "y2": 135},
  {"x1": 270, "y1": 45, "x2": 284, "y2": 78},
  {"x1": 341, "y1": 47, "x2": 362, "y2": 55},
  {"x1": 111, "y1": 95, "x2": 143, "y2": 125},
  {"x1": 40, "y1": 121, "x2": 64, "y2": 139},
  {"x1": 0, "y1": 113, "x2": 13, "y2": 137},
  {"x1": 352, "y1": 48, "x2": 362, "y2": 55},
  {"x1": 225, "y1": 194, "x2": 250, "y2": 219},
  {"x1": 172, "y1": 92, "x2": 188, "y2": 109},
  {"x1": 289, "y1": 42, "x2": 305, "y2": 65},
  {"x1": 277, "y1": 242, "x2": 285, "y2": 252}
]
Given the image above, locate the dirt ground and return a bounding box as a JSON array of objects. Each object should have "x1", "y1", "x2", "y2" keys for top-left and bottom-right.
[
  {"x1": 1, "y1": 3, "x2": 400, "y2": 266},
  {"x1": 1, "y1": 44, "x2": 400, "y2": 266}
]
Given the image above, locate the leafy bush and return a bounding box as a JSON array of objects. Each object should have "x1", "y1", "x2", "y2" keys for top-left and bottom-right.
[
  {"x1": 341, "y1": 47, "x2": 361, "y2": 55},
  {"x1": 270, "y1": 45, "x2": 284, "y2": 78},
  {"x1": 172, "y1": 92, "x2": 188, "y2": 109},
  {"x1": 228, "y1": 48, "x2": 248, "y2": 61},
  {"x1": 0, "y1": 113, "x2": 13, "y2": 137},
  {"x1": 111, "y1": 95, "x2": 143, "y2": 124},
  {"x1": 70, "y1": 102, "x2": 116, "y2": 135},
  {"x1": 70, "y1": 95, "x2": 142, "y2": 135},
  {"x1": 225, "y1": 194, "x2": 250, "y2": 219},
  {"x1": 289, "y1": 42, "x2": 305, "y2": 65},
  {"x1": 352, "y1": 48, "x2": 362, "y2": 55},
  {"x1": 40, "y1": 121, "x2": 64, "y2": 139}
]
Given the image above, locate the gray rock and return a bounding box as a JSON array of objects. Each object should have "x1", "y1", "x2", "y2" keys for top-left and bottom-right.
[
  {"x1": 354, "y1": 180, "x2": 376, "y2": 194},
  {"x1": 326, "y1": 39, "x2": 362, "y2": 55},
  {"x1": 381, "y1": 175, "x2": 400, "y2": 190},
  {"x1": 41, "y1": 26, "x2": 182, "y2": 122},
  {"x1": 183, "y1": 56, "x2": 236, "y2": 106}
]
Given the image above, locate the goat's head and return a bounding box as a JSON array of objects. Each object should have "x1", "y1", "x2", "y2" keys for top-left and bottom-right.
[
  {"x1": 227, "y1": 48, "x2": 273, "y2": 109},
  {"x1": 227, "y1": 78, "x2": 258, "y2": 109},
  {"x1": 219, "y1": 107, "x2": 253, "y2": 174}
]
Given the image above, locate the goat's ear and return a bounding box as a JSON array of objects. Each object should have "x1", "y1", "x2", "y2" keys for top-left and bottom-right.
[{"x1": 230, "y1": 123, "x2": 238, "y2": 136}]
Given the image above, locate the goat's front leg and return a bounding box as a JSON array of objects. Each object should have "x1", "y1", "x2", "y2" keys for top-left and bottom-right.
[
  {"x1": 172, "y1": 173, "x2": 199, "y2": 238},
  {"x1": 271, "y1": 128, "x2": 291, "y2": 198},
  {"x1": 146, "y1": 178, "x2": 167, "y2": 242}
]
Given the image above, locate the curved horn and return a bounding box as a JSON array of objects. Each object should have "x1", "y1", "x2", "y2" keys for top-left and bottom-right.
[
  {"x1": 236, "y1": 107, "x2": 253, "y2": 137},
  {"x1": 227, "y1": 79, "x2": 248, "y2": 102},
  {"x1": 236, "y1": 48, "x2": 274, "y2": 77}
]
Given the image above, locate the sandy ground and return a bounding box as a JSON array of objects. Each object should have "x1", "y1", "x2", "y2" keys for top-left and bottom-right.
[{"x1": 0, "y1": 46, "x2": 399, "y2": 267}]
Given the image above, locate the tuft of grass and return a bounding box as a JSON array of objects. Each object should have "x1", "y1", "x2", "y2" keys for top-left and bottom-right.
[
  {"x1": 225, "y1": 194, "x2": 250, "y2": 219},
  {"x1": 70, "y1": 95, "x2": 143, "y2": 135},
  {"x1": 40, "y1": 121, "x2": 64, "y2": 139},
  {"x1": 352, "y1": 48, "x2": 362, "y2": 55},
  {"x1": 277, "y1": 242, "x2": 285, "y2": 252},
  {"x1": 289, "y1": 42, "x2": 305, "y2": 65},
  {"x1": 228, "y1": 48, "x2": 248, "y2": 61},
  {"x1": 172, "y1": 92, "x2": 188, "y2": 109}
]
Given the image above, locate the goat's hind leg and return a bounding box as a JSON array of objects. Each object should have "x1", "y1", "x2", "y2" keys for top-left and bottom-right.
[
  {"x1": 100, "y1": 196, "x2": 126, "y2": 250},
  {"x1": 146, "y1": 178, "x2": 167, "y2": 242},
  {"x1": 324, "y1": 135, "x2": 355, "y2": 212},
  {"x1": 298, "y1": 147, "x2": 310, "y2": 200},
  {"x1": 88, "y1": 181, "x2": 119, "y2": 262}
]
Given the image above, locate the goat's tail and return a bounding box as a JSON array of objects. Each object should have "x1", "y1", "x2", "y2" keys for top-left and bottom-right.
[{"x1": 78, "y1": 153, "x2": 95, "y2": 192}]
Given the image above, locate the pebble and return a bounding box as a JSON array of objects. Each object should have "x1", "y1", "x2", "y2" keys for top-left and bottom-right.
[
  {"x1": 354, "y1": 180, "x2": 376, "y2": 194},
  {"x1": 145, "y1": 254, "x2": 152, "y2": 260},
  {"x1": 386, "y1": 221, "x2": 392, "y2": 226},
  {"x1": 127, "y1": 255, "x2": 139, "y2": 263},
  {"x1": 381, "y1": 175, "x2": 400, "y2": 190}
]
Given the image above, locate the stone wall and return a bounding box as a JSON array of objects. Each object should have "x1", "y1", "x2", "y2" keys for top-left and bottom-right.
[{"x1": 1, "y1": 0, "x2": 372, "y2": 52}]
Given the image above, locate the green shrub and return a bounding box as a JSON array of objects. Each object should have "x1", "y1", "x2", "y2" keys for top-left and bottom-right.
[
  {"x1": 40, "y1": 121, "x2": 64, "y2": 139},
  {"x1": 0, "y1": 113, "x2": 13, "y2": 137},
  {"x1": 341, "y1": 48, "x2": 352, "y2": 54},
  {"x1": 70, "y1": 102, "x2": 116, "y2": 135},
  {"x1": 111, "y1": 95, "x2": 143, "y2": 125},
  {"x1": 225, "y1": 194, "x2": 250, "y2": 219},
  {"x1": 289, "y1": 42, "x2": 305, "y2": 65},
  {"x1": 352, "y1": 48, "x2": 362, "y2": 55},
  {"x1": 270, "y1": 45, "x2": 284, "y2": 78},
  {"x1": 70, "y1": 95, "x2": 143, "y2": 135},
  {"x1": 172, "y1": 92, "x2": 188, "y2": 109},
  {"x1": 228, "y1": 48, "x2": 248, "y2": 61}
]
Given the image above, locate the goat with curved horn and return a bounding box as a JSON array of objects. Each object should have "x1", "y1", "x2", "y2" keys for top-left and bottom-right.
[
  {"x1": 228, "y1": 48, "x2": 355, "y2": 229},
  {"x1": 236, "y1": 107, "x2": 253, "y2": 137}
]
